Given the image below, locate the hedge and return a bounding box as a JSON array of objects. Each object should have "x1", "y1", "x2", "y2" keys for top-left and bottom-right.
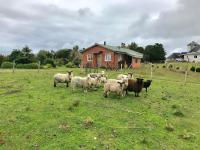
[
  {"x1": 196, "y1": 67, "x2": 200, "y2": 72},
  {"x1": 1, "y1": 62, "x2": 13, "y2": 68},
  {"x1": 16, "y1": 63, "x2": 38, "y2": 69}
]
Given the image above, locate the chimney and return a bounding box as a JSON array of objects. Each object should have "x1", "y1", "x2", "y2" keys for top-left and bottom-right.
[{"x1": 104, "y1": 41, "x2": 106, "y2": 45}]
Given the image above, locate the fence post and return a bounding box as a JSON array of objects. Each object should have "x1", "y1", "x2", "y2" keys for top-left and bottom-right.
[
  {"x1": 150, "y1": 63, "x2": 153, "y2": 79},
  {"x1": 12, "y1": 60, "x2": 15, "y2": 73}
]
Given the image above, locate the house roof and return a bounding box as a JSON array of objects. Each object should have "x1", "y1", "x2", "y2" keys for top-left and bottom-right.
[
  {"x1": 167, "y1": 53, "x2": 183, "y2": 59},
  {"x1": 189, "y1": 46, "x2": 200, "y2": 53},
  {"x1": 82, "y1": 43, "x2": 143, "y2": 58},
  {"x1": 184, "y1": 52, "x2": 200, "y2": 55}
]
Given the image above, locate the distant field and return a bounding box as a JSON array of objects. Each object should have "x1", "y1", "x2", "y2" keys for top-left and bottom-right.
[{"x1": 0, "y1": 65, "x2": 200, "y2": 149}]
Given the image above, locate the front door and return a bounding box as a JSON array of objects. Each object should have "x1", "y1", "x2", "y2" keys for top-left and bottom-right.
[{"x1": 97, "y1": 54, "x2": 102, "y2": 67}]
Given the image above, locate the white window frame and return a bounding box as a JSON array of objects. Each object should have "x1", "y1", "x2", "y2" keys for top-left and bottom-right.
[
  {"x1": 105, "y1": 52, "x2": 111, "y2": 61},
  {"x1": 87, "y1": 54, "x2": 93, "y2": 61}
]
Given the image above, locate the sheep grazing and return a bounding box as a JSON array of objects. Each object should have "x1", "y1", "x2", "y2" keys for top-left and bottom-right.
[
  {"x1": 89, "y1": 71, "x2": 106, "y2": 78},
  {"x1": 126, "y1": 78, "x2": 144, "y2": 97},
  {"x1": 143, "y1": 80, "x2": 152, "y2": 92},
  {"x1": 54, "y1": 71, "x2": 73, "y2": 87},
  {"x1": 90, "y1": 77, "x2": 101, "y2": 88},
  {"x1": 99, "y1": 76, "x2": 107, "y2": 84},
  {"x1": 70, "y1": 75, "x2": 92, "y2": 92},
  {"x1": 117, "y1": 73, "x2": 134, "y2": 80},
  {"x1": 104, "y1": 81, "x2": 126, "y2": 98}
]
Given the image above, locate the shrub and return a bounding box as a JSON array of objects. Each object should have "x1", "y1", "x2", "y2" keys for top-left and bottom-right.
[
  {"x1": 43, "y1": 64, "x2": 53, "y2": 69},
  {"x1": 196, "y1": 67, "x2": 200, "y2": 72},
  {"x1": 168, "y1": 64, "x2": 173, "y2": 69},
  {"x1": 66, "y1": 62, "x2": 76, "y2": 68},
  {"x1": 162, "y1": 65, "x2": 166, "y2": 68},
  {"x1": 190, "y1": 66, "x2": 195, "y2": 72},
  {"x1": 16, "y1": 63, "x2": 38, "y2": 69},
  {"x1": 176, "y1": 67, "x2": 180, "y2": 70},
  {"x1": 44, "y1": 58, "x2": 56, "y2": 68},
  {"x1": 1, "y1": 62, "x2": 13, "y2": 68}
]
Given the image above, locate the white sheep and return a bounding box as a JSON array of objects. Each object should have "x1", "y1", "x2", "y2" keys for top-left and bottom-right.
[
  {"x1": 71, "y1": 75, "x2": 92, "y2": 92},
  {"x1": 104, "y1": 80, "x2": 126, "y2": 98},
  {"x1": 89, "y1": 71, "x2": 106, "y2": 78},
  {"x1": 54, "y1": 71, "x2": 73, "y2": 87},
  {"x1": 90, "y1": 77, "x2": 101, "y2": 88},
  {"x1": 117, "y1": 73, "x2": 134, "y2": 80}
]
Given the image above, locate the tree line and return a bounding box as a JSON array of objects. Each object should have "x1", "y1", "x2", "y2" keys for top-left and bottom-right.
[
  {"x1": 0, "y1": 42, "x2": 166, "y2": 68},
  {"x1": 0, "y1": 45, "x2": 81, "y2": 68},
  {"x1": 122, "y1": 42, "x2": 166, "y2": 63}
]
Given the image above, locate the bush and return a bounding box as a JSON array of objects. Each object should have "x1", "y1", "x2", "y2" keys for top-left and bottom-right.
[
  {"x1": 168, "y1": 64, "x2": 173, "y2": 69},
  {"x1": 196, "y1": 67, "x2": 200, "y2": 72},
  {"x1": 176, "y1": 67, "x2": 180, "y2": 70},
  {"x1": 44, "y1": 58, "x2": 56, "y2": 68},
  {"x1": 190, "y1": 66, "x2": 195, "y2": 72},
  {"x1": 16, "y1": 63, "x2": 38, "y2": 69},
  {"x1": 1, "y1": 62, "x2": 13, "y2": 68},
  {"x1": 66, "y1": 62, "x2": 76, "y2": 68},
  {"x1": 43, "y1": 64, "x2": 53, "y2": 69},
  {"x1": 162, "y1": 65, "x2": 166, "y2": 68}
]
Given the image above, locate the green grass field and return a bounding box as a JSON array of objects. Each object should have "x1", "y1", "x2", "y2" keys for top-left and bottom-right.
[{"x1": 0, "y1": 65, "x2": 200, "y2": 149}]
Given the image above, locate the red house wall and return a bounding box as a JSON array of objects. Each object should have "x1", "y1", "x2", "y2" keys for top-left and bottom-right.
[
  {"x1": 82, "y1": 45, "x2": 117, "y2": 68},
  {"x1": 81, "y1": 45, "x2": 142, "y2": 69}
]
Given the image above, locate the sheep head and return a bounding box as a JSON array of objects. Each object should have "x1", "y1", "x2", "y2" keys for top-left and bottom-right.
[
  {"x1": 128, "y1": 73, "x2": 133, "y2": 78},
  {"x1": 136, "y1": 78, "x2": 144, "y2": 85}
]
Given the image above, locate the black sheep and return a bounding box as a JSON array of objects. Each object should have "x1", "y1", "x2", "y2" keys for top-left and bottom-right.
[
  {"x1": 126, "y1": 78, "x2": 144, "y2": 97},
  {"x1": 143, "y1": 80, "x2": 152, "y2": 92}
]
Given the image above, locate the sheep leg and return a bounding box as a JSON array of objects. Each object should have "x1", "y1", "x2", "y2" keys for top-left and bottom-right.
[
  {"x1": 104, "y1": 91, "x2": 108, "y2": 98},
  {"x1": 54, "y1": 81, "x2": 56, "y2": 87},
  {"x1": 66, "y1": 82, "x2": 69, "y2": 87}
]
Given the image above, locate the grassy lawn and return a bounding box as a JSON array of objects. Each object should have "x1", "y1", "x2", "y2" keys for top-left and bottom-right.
[{"x1": 0, "y1": 65, "x2": 200, "y2": 149}]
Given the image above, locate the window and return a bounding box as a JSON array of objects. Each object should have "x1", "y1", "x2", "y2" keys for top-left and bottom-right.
[
  {"x1": 87, "y1": 54, "x2": 93, "y2": 61},
  {"x1": 194, "y1": 55, "x2": 197, "y2": 58},
  {"x1": 105, "y1": 53, "x2": 111, "y2": 61}
]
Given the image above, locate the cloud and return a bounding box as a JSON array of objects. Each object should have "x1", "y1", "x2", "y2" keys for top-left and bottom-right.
[{"x1": 0, "y1": 0, "x2": 199, "y2": 55}]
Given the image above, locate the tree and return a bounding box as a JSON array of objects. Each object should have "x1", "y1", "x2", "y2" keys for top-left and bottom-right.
[
  {"x1": 0, "y1": 55, "x2": 7, "y2": 66},
  {"x1": 128, "y1": 42, "x2": 138, "y2": 50},
  {"x1": 37, "y1": 50, "x2": 53, "y2": 64},
  {"x1": 55, "y1": 49, "x2": 71, "y2": 64},
  {"x1": 8, "y1": 49, "x2": 23, "y2": 61},
  {"x1": 143, "y1": 43, "x2": 166, "y2": 62},
  {"x1": 70, "y1": 45, "x2": 81, "y2": 66},
  {"x1": 21, "y1": 46, "x2": 32, "y2": 57},
  {"x1": 135, "y1": 46, "x2": 144, "y2": 54}
]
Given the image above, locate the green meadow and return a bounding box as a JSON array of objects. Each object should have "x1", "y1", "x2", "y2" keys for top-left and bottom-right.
[{"x1": 0, "y1": 64, "x2": 200, "y2": 149}]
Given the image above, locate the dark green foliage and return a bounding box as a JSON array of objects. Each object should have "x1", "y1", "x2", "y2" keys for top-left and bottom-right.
[
  {"x1": 44, "y1": 58, "x2": 56, "y2": 68},
  {"x1": 190, "y1": 66, "x2": 195, "y2": 72},
  {"x1": 176, "y1": 67, "x2": 179, "y2": 70},
  {"x1": 66, "y1": 62, "x2": 76, "y2": 68},
  {"x1": 15, "y1": 57, "x2": 32, "y2": 64},
  {"x1": 0, "y1": 55, "x2": 7, "y2": 66},
  {"x1": 196, "y1": 67, "x2": 200, "y2": 72},
  {"x1": 8, "y1": 49, "x2": 23, "y2": 61},
  {"x1": 173, "y1": 110, "x2": 184, "y2": 117},
  {"x1": 37, "y1": 50, "x2": 54, "y2": 64},
  {"x1": 144, "y1": 43, "x2": 166, "y2": 62},
  {"x1": 163, "y1": 65, "x2": 166, "y2": 68},
  {"x1": 15, "y1": 63, "x2": 38, "y2": 69},
  {"x1": 1, "y1": 62, "x2": 13, "y2": 68}
]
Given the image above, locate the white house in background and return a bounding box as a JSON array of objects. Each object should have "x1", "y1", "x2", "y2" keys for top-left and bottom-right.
[{"x1": 183, "y1": 41, "x2": 200, "y2": 62}]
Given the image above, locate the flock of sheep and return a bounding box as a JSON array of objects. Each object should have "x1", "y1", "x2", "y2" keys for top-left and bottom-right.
[{"x1": 53, "y1": 71, "x2": 152, "y2": 98}]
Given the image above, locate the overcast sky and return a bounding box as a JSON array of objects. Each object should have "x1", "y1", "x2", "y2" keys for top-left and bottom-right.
[{"x1": 0, "y1": 0, "x2": 199, "y2": 55}]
